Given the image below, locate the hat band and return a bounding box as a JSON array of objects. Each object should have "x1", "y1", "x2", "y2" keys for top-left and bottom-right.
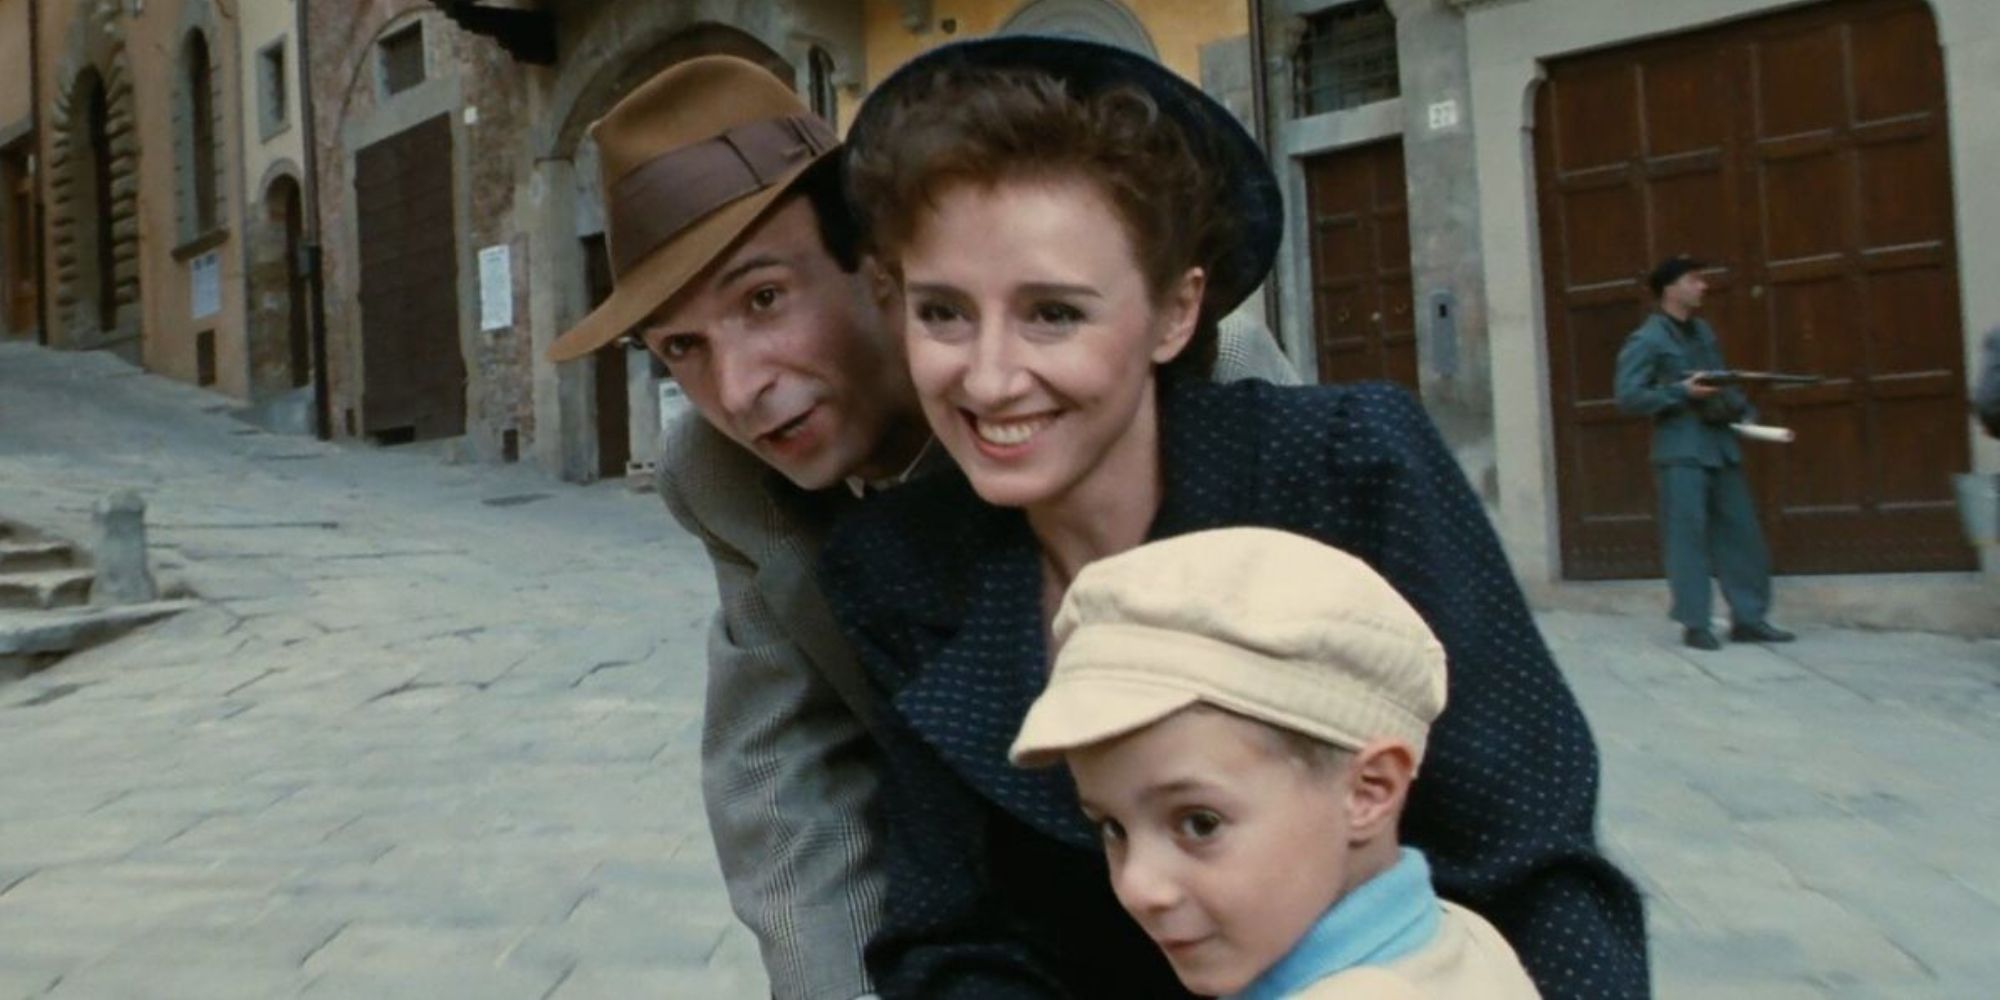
[{"x1": 606, "y1": 114, "x2": 837, "y2": 277}]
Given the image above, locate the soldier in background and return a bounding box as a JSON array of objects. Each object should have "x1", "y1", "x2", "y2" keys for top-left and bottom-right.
[{"x1": 1613, "y1": 255, "x2": 1795, "y2": 651}]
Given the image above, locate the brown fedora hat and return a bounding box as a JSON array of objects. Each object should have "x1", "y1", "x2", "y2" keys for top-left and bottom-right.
[{"x1": 547, "y1": 56, "x2": 838, "y2": 362}]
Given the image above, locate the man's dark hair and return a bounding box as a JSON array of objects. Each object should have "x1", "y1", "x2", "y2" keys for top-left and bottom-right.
[{"x1": 790, "y1": 155, "x2": 864, "y2": 274}]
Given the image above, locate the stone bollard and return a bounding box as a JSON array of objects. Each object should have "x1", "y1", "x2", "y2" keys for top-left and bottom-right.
[{"x1": 92, "y1": 490, "x2": 157, "y2": 606}]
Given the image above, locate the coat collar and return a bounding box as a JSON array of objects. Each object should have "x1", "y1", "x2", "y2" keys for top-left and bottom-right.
[{"x1": 890, "y1": 378, "x2": 1264, "y2": 845}]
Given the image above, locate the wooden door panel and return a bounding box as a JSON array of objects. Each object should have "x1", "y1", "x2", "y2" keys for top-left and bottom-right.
[
  {"x1": 1641, "y1": 51, "x2": 1730, "y2": 156},
  {"x1": 1304, "y1": 139, "x2": 1417, "y2": 390},
  {"x1": 1560, "y1": 184, "x2": 1645, "y2": 286},
  {"x1": 1549, "y1": 61, "x2": 1639, "y2": 170},
  {"x1": 1537, "y1": 0, "x2": 1974, "y2": 578},
  {"x1": 1754, "y1": 26, "x2": 1846, "y2": 138},
  {"x1": 355, "y1": 114, "x2": 465, "y2": 440}
]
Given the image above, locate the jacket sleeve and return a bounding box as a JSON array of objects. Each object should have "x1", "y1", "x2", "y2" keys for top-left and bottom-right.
[
  {"x1": 658, "y1": 438, "x2": 885, "y2": 1000},
  {"x1": 818, "y1": 517, "x2": 1073, "y2": 1000},
  {"x1": 1336, "y1": 385, "x2": 1651, "y2": 1000},
  {"x1": 1613, "y1": 324, "x2": 1689, "y2": 418},
  {"x1": 1216, "y1": 311, "x2": 1305, "y2": 386}
]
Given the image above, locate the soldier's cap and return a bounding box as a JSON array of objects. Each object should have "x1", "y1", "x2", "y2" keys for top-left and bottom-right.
[
  {"x1": 1009, "y1": 528, "x2": 1448, "y2": 769},
  {"x1": 1649, "y1": 254, "x2": 1711, "y2": 297}
]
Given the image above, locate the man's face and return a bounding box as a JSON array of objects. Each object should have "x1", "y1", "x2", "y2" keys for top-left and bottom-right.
[
  {"x1": 1666, "y1": 271, "x2": 1708, "y2": 312},
  {"x1": 640, "y1": 197, "x2": 913, "y2": 490},
  {"x1": 1068, "y1": 708, "x2": 1358, "y2": 997}
]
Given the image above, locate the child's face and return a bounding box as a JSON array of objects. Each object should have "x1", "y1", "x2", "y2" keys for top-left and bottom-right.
[{"x1": 1069, "y1": 708, "x2": 1360, "y2": 997}]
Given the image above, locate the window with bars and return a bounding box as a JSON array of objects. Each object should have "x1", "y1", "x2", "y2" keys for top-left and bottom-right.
[
  {"x1": 808, "y1": 47, "x2": 838, "y2": 125},
  {"x1": 379, "y1": 22, "x2": 426, "y2": 97},
  {"x1": 1294, "y1": 1, "x2": 1400, "y2": 117}
]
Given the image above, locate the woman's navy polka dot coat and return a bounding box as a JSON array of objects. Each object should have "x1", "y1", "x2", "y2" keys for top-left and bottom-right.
[{"x1": 820, "y1": 376, "x2": 1651, "y2": 999}]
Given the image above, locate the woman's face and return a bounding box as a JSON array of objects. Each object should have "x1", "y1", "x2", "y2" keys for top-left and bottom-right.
[{"x1": 899, "y1": 176, "x2": 1203, "y2": 511}]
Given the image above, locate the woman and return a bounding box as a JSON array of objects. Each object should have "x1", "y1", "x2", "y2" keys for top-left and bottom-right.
[{"x1": 821, "y1": 37, "x2": 1647, "y2": 1000}]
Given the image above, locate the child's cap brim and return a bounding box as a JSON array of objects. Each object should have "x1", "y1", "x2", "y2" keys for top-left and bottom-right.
[{"x1": 1008, "y1": 674, "x2": 1201, "y2": 769}]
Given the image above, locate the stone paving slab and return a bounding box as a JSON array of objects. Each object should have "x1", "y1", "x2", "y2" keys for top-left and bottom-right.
[{"x1": 4, "y1": 340, "x2": 2000, "y2": 998}]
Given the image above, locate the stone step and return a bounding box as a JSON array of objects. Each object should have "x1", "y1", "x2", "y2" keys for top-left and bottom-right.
[
  {"x1": 0, "y1": 538, "x2": 80, "y2": 573},
  {"x1": 0, "y1": 599, "x2": 195, "y2": 657},
  {"x1": 0, "y1": 568, "x2": 95, "y2": 611}
]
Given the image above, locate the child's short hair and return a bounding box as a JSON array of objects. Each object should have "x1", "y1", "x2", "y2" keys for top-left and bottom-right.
[{"x1": 1010, "y1": 528, "x2": 1447, "y2": 768}]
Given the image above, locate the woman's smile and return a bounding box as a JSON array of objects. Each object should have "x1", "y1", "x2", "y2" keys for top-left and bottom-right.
[{"x1": 969, "y1": 411, "x2": 1059, "y2": 450}]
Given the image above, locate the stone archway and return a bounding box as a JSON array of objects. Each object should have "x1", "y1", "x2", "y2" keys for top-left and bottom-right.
[
  {"x1": 999, "y1": 0, "x2": 1158, "y2": 58},
  {"x1": 531, "y1": 11, "x2": 795, "y2": 481},
  {"x1": 45, "y1": 0, "x2": 140, "y2": 355},
  {"x1": 247, "y1": 165, "x2": 308, "y2": 397}
]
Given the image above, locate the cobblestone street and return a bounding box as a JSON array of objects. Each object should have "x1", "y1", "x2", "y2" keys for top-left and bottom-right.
[{"x1": 2, "y1": 341, "x2": 1996, "y2": 999}]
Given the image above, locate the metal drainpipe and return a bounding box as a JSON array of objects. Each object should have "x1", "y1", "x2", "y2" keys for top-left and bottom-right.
[
  {"x1": 295, "y1": 0, "x2": 332, "y2": 439},
  {"x1": 29, "y1": 0, "x2": 49, "y2": 346},
  {"x1": 1246, "y1": 0, "x2": 1282, "y2": 338}
]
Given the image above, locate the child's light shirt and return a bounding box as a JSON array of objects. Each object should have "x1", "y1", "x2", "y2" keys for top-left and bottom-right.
[{"x1": 1231, "y1": 849, "x2": 1542, "y2": 1000}]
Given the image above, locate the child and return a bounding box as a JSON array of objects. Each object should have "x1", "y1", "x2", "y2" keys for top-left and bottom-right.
[{"x1": 1009, "y1": 527, "x2": 1542, "y2": 999}]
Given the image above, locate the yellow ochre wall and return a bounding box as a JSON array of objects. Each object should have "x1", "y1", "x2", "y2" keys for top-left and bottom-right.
[{"x1": 854, "y1": 0, "x2": 1250, "y2": 126}]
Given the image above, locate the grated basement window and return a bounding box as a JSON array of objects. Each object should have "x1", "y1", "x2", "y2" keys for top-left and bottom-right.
[{"x1": 1295, "y1": 1, "x2": 1400, "y2": 117}]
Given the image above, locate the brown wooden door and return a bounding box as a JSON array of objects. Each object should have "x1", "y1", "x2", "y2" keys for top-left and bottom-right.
[
  {"x1": 355, "y1": 114, "x2": 466, "y2": 442},
  {"x1": 582, "y1": 233, "x2": 630, "y2": 478},
  {"x1": 277, "y1": 177, "x2": 309, "y2": 389},
  {"x1": 1535, "y1": 0, "x2": 1973, "y2": 579},
  {"x1": 1304, "y1": 139, "x2": 1417, "y2": 390}
]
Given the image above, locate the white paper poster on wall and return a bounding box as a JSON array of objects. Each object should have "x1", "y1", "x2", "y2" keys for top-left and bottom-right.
[
  {"x1": 478, "y1": 244, "x2": 513, "y2": 331},
  {"x1": 190, "y1": 251, "x2": 221, "y2": 319}
]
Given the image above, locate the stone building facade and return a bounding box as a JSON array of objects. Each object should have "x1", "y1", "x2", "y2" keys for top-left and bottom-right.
[
  {"x1": 17, "y1": 0, "x2": 307, "y2": 402},
  {"x1": 298, "y1": 0, "x2": 1262, "y2": 480},
  {"x1": 1256, "y1": 0, "x2": 1999, "y2": 626}
]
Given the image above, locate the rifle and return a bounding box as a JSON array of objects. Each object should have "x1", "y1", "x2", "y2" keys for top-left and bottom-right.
[{"x1": 1689, "y1": 370, "x2": 1822, "y2": 386}]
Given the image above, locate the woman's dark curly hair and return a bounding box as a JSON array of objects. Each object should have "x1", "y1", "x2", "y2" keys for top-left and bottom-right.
[{"x1": 844, "y1": 65, "x2": 1240, "y2": 379}]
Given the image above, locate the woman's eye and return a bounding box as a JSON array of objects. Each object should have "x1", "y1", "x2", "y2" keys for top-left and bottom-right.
[
  {"x1": 1094, "y1": 818, "x2": 1126, "y2": 845},
  {"x1": 914, "y1": 301, "x2": 966, "y2": 326},
  {"x1": 1176, "y1": 810, "x2": 1223, "y2": 841},
  {"x1": 1029, "y1": 302, "x2": 1085, "y2": 326}
]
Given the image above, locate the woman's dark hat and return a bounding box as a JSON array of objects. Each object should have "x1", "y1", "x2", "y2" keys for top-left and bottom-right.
[{"x1": 848, "y1": 35, "x2": 1282, "y2": 320}]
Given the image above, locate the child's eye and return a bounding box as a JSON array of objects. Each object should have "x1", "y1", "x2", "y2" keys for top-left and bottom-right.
[
  {"x1": 1175, "y1": 809, "x2": 1223, "y2": 841},
  {"x1": 1094, "y1": 817, "x2": 1126, "y2": 845},
  {"x1": 748, "y1": 285, "x2": 783, "y2": 313}
]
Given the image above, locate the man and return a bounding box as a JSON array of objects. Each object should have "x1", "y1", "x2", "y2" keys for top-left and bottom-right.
[
  {"x1": 1614, "y1": 254, "x2": 1794, "y2": 651},
  {"x1": 545, "y1": 54, "x2": 1298, "y2": 1000}
]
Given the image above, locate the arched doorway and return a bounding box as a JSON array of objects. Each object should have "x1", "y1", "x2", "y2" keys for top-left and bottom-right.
[
  {"x1": 77, "y1": 69, "x2": 117, "y2": 334},
  {"x1": 47, "y1": 4, "x2": 141, "y2": 356},
  {"x1": 999, "y1": 0, "x2": 1158, "y2": 58},
  {"x1": 248, "y1": 172, "x2": 309, "y2": 396}
]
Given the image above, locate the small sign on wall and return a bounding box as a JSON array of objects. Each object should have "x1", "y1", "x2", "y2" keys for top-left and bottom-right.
[
  {"x1": 1427, "y1": 99, "x2": 1461, "y2": 132},
  {"x1": 478, "y1": 244, "x2": 513, "y2": 331},
  {"x1": 190, "y1": 251, "x2": 221, "y2": 319}
]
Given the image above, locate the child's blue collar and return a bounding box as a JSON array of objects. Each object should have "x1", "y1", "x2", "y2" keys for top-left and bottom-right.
[{"x1": 1230, "y1": 848, "x2": 1441, "y2": 1000}]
